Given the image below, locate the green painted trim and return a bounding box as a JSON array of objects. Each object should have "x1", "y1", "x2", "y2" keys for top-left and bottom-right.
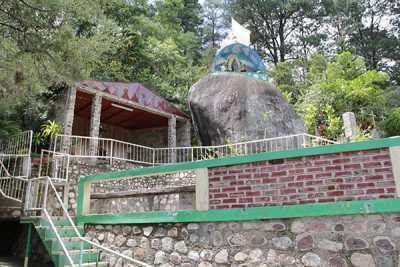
[
  {"x1": 81, "y1": 137, "x2": 400, "y2": 183},
  {"x1": 77, "y1": 198, "x2": 400, "y2": 225},
  {"x1": 25, "y1": 223, "x2": 32, "y2": 258}
]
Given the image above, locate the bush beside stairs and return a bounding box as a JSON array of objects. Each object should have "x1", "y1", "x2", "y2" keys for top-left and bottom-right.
[{"x1": 32, "y1": 217, "x2": 108, "y2": 267}]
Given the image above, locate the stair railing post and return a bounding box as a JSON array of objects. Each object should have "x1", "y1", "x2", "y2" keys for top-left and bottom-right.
[
  {"x1": 42, "y1": 178, "x2": 49, "y2": 210},
  {"x1": 79, "y1": 240, "x2": 83, "y2": 267}
]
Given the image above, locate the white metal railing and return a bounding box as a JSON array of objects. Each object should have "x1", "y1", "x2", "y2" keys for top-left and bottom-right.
[
  {"x1": 25, "y1": 176, "x2": 153, "y2": 267},
  {"x1": 0, "y1": 160, "x2": 26, "y2": 202},
  {"x1": 0, "y1": 130, "x2": 33, "y2": 178},
  {"x1": 38, "y1": 150, "x2": 70, "y2": 182},
  {"x1": 0, "y1": 130, "x2": 32, "y2": 155},
  {"x1": 0, "y1": 131, "x2": 32, "y2": 203},
  {"x1": 55, "y1": 133, "x2": 338, "y2": 165}
]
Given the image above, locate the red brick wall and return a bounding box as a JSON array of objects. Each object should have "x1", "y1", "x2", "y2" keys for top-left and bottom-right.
[{"x1": 208, "y1": 148, "x2": 397, "y2": 209}]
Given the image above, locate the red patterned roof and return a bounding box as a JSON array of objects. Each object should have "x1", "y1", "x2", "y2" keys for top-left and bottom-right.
[{"x1": 79, "y1": 80, "x2": 189, "y2": 118}]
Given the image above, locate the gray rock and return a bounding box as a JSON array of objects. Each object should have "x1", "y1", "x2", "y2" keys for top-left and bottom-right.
[
  {"x1": 291, "y1": 220, "x2": 306, "y2": 234},
  {"x1": 143, "y1": 226, "x2": 153, "y2": 237},
  {"x1": 227, "y1": 233, "x2": 246, "y2": 246},
  {"x1": 188, "y1": 250, "x2": 200, "y2": 262},
  {"x1": 154, "y1": 228, "x2": 167, "y2": 237},
  {"x1": 132, "y1": 226, "x2": 141, "y2": 234},
  {"x1": 167, "y1": 227, "x2": 178, "y2": 237},
  {"x1": 249, "y1": 249, "x2": 263, "y2": 262},
  {"x1": 198, "y1": 262, "x2": 213, "y2": 267},
  {"x1": 140, "y1": 237, "x2": 149, "y2": 249},
  {"x1": 126, "y1": 239, "x2": 137, "y2": 247},
  {"x1": 272, "y1": 236, "x2": 292, "y2": 250},
  {"x1": 350, "y1": 253, "x2": 376, "y2": 267},
  {"x1": 189, "y1": 73, "x2": 306, "y2": 146},
  {"x1": 302, "y1": 252, "x2": 321, "y2": 267},
  {"x1": 190, "y1": 234, "x2": 199, "y2": 242},
  {"x1": 169, "y1": 252, "x2": 182, "y2": 265},
  {"x1": 278, "y1": 254, "x2": 296, "y2": 265},
  {"x1": 114, "y1": 235, "x2": 127, "y2": 247},
  {"x1": 174, "y1": 241, "x2": 188, "y2": 254},
  {"x1": 122, "y1": 226, "x2": 132, "y2": 235},
  {"x1": 154, "y1": 251, "x2": 168, "y2": 265},
  {"x1": 317, "y1": 239, "x2": 343, "y2": 252},
  {"x1": 151, "y1": 238, "x2": 161, "y2": 249},
  {"x1": 187, "y1": 223, "x2": 199, "y2": 230},
  {"x1": 234, "y1": 252, "x2": 248, "y2": 262},
  {"x1": 215, "y1": 249, "x2": 229, "y2": 264},
  {"x1": 200, "y1": 249, "x2": 213, "y2": 261},
  {"x1": 97, "y1": 233, "x2": 105, "y2": 241},
  {"x1": 162, "y1": 237, "x2": 173, "y2": 252},
  {"x1": 212, "y1": 231, "x2": 224, "y2": 246}
]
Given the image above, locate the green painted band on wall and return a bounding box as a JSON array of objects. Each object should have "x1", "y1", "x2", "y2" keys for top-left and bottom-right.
[
  {"x1": 76, "y1": 198, "x2": 400, "y2": 225},
  {"x1": 80, "y1": 137, "x2": 400, "y2": 183}
]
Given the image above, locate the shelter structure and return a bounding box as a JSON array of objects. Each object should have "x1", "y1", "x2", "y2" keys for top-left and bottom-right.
[
  {"x1": 61, "y1": 80, "x2": 191, "y2": 151},
  {"x1": 212, "y1": 42, "x2": 269, "y2": 82}
]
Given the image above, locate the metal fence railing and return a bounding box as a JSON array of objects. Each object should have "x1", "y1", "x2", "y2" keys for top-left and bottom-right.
[
  {"x1": 0, "y1": 131, "x2": 32, "y2": 203},
  {"x1": 25, "y1": 176, "x2": 153, "y2": 267},
  {"x1": 54, "y1": 133, "x2": 338, "y2": 165}
]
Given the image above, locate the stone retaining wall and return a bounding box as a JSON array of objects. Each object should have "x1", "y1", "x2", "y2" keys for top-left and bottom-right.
[
  {"x1": 85, "y1": 213, "x2": 400, "y2": 267},
  {"x1": 208, "y1": 148, "x2": 396, "y2": 209}
]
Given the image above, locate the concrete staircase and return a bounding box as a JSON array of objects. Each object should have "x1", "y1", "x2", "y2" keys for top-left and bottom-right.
[{"x1": 33, "y1": 217, "x2": 108, "y2": 267}]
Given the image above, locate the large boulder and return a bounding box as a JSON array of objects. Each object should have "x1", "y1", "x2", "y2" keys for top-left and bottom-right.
[{"x1": 188, "y1": 73, "x2": 306, "y2": 146}]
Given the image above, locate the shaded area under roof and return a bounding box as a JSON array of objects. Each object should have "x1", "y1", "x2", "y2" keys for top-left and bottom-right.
[{"x1": 78, "y1": 80, "x2": 189, "y2": 119}]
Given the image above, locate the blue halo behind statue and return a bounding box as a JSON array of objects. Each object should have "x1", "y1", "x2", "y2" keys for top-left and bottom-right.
[{"x1": 212, "y1": 42, "x2": 267, "y2": 74}]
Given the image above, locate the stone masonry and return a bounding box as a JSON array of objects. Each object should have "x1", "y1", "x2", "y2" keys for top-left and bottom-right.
[
  {"x1": 85, "y1": 213, "x2": 400, "y2": 267},
  {"x1": 208, "y1": 148, "x2": 396, "y2": 209}
]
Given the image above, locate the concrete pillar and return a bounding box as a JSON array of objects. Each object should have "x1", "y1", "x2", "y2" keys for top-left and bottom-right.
[
  {"x1": 343, "y1": 112, "x2": 358, "y2": 140},
  {"x1": 177, "y1": 120, "x2": 191, "y2": 147},
  {"x1": 194, "y1": 168, "x2": 209, "y2": 210},
  {"x1": 63, "y1": 86, "x2": 77, "y2": 136},
  {"x1": 89, "y1": 93, "x2": 102, "y2": 157},
  {"x1": 168, "y1": 116, "x2": 177, "y2": 163},
  {"x1": 389, "y1": 146, "x2": 400, "y2": 198}
]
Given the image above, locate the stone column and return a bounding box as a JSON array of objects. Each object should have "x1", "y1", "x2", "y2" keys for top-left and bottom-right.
[
  {"x1": 63, "y1": 86, "x2": 77, "y2": 136},
  {"x1": 343, "y1": 112, "x2": 358, "y2": 140},
  {"x1": 62, "y1": 86, "x2": 77, "y2": 153},
  {"x1": 177, "y1": 120, "x2": 191, "y2": 147},
  {"x1": 168, "y1": 116, "x2": 177, "y2": 163},
  {"x1": 89, "y1": 93, "x2": 102, "y2": 157}
]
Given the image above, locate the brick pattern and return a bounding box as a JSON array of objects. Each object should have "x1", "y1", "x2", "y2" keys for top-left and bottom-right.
[{"x1": 208, "y1": 148, "x2": 397, "y2": 209}]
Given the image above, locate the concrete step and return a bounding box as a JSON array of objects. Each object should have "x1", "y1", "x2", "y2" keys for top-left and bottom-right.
[
  {"x1": 61, "y1": 262, "x2": 109, "y2": 267},
  {"x1": 55, "y1": 249, "x2": 100, "y2": 266}
]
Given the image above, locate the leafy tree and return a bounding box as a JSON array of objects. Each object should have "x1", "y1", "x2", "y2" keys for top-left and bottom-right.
[
  {"x1": 382, "y1": 107, "x2": 400, "y2": 137},
  {"x1": 202, "y1": 0, "x2": 228, "y2": 47},
  {"x1": 296, "y1": 52, "x2": 388, "y2": 139},
  {"x1": 227, "y1": 0, "x2": 320, "y2": 64}
]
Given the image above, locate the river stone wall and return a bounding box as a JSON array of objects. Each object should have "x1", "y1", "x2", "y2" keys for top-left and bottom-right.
[
  {"x1": 67, "y1": 160, "x2": 196, "y2": 215},
  {"x1": 85, "y1": 213, "x2": 400, "y2": 267}
]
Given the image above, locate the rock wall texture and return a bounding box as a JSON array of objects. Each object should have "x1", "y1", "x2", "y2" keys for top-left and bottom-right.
[
  {"x1": 208, "y1": 148, "x2": 396, "y2": 209},
  {"x1": 85, "y1": 213, "x2": 400, "y2": 267},
  {"x1": 67, "y1": 160, "x2": 195, "y2": 215},
  {"x1": 188, "y1": 73, "x2": 306, "y2": 146}
]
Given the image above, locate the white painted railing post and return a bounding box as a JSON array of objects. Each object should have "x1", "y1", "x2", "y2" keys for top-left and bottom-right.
[
  {"x1": 194, "y1": 168, "x2": 209, "y2": 210},
  {"x1": 110, "y1": 140, "x2": 113, "y2": 165}
]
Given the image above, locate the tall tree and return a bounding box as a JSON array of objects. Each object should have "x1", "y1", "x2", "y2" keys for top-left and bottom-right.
[
  {"x1": 227, "y1": 0, "x2": 319, "y2": 65},
  {"x1": 202, "y1": 0, "x2": 228, "y2": 48}
]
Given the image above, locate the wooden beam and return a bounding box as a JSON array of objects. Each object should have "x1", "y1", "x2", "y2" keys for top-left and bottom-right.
[
  {"x1": 101, "y1": 109, "x2": 125, "y2": 122},
  {"x1": 91, "y1": 185, "x2": 195, "y2": 199}
]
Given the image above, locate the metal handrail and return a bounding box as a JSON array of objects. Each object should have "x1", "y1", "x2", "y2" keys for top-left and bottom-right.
[
  {"x1": 0, "y1": 160, "x2": 27, "y2": 202},
  {"x1": 36, "y1": 176, "x2": 153, "y2": 267},
  {"x1": 42, "y1": 209, "x2": 75, "y2": 266},
  {"x1": 54, "y1": 133, "x2": 338, "y2": 165}
]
